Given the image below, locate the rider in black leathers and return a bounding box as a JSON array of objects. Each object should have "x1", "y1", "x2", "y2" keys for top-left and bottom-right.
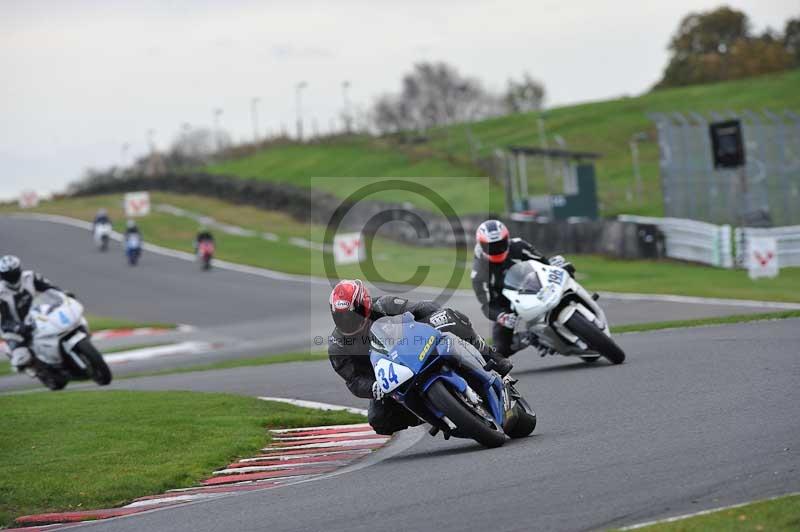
[
  {"x1": 472, "y1": 219, "x2": 574, "y2": 358},
  {"x1": 328, "y1": 279, "x2": 511, "y2": 435}
]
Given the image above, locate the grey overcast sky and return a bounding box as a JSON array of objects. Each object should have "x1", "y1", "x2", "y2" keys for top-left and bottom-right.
[{"x1": 1, "y1": 0, "x2": 797, "y2": 199}]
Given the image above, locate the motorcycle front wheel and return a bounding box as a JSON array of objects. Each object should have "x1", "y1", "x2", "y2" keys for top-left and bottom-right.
[
  {"x1": 75, "y1": 338, "x2": 113, "y2": 385},
  {"x1": 426, "y1": 381, "x2": 506, "y2": 448},
  {"x1": 38, "y1": 370, "x2": 68, "y2": 391},
  {"x1": 566, "y1": 313, "x2": 625, "y2": 364}
]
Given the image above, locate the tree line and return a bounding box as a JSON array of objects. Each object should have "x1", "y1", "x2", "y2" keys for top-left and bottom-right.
[{"x1": 655, "y1": 6, "x2": 799, "y2": 89}]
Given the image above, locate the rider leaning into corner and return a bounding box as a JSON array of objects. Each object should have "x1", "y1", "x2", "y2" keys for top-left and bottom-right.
[
  {"x1": 471, "y1": 219, "x2": 575, "y2": 359},
  {"x1": 328, "y1": 279, "x2": 512, "y2": 435},
  {"x1": 0, "y1": 255, "x2": 61, "y2": 372}
]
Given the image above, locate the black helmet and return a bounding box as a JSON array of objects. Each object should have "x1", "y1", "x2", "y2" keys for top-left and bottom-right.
[{"x1": 0, "y1": 255, "x2": 22, "y2": 289}]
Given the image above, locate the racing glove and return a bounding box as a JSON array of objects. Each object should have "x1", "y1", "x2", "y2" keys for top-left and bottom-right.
[
  {"x1": 371, "y1": 381, "x2": 386, "y2": 401},
  {"x1": 497, "y1": 312, "x2": 518, "y2": 330},
  {"x1": 548, "y1": 255, "x2": 575, "y2": 276}
]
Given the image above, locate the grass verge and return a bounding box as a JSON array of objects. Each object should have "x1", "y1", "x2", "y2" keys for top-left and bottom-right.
[
  {"x1": 201, "y1": 71, "x2": 800, "y2": 217},
  {"x1": 121, "y1": 351, "x2": 328, "y2": 380},
  {"x1": 0, "y1": 390, "x2": 364, "y2": 527},
  {"x1": 613, "y1": 310, "x2": 800, "y2": 334},
  {"x1": 86, "y1": 315, "x2": 174, "y2": 332},
  {"x1": 622, "y1": 493, "x2": 800, "y2": 531}
]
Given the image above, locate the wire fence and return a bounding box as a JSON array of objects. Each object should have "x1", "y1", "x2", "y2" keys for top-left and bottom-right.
[{"x1": 649, "y1": 110, "x2": 800, "y2": 227}]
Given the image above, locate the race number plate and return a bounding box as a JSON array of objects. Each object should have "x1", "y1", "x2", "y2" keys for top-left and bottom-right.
[{"x1": 373, "y1": 358, "x2": 414, "y2": 393}]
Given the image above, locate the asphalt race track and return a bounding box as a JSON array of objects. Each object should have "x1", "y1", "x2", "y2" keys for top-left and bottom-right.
[
  {"x1": 2, "y1": 215, "x2": 800, "y2": 531},
  {"x1": 75, "y1": 319, "x2": 800, "y2": 531}
]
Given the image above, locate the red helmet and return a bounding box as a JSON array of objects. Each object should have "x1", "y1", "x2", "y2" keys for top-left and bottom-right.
[
  {"x1": 329, "y1": 279, "x2": 372, "y2": 335},
  {"x1": 476, "y1": 220, "x2": 510, "y2": 263}
]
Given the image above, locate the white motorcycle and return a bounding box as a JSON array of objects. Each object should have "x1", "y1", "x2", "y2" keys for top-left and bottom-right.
[
  {"x1": 22, "y1": 289, "x2": 112, "y2": 390},
  {"x1": 502, "y1": 260, "x2": 625, "y2": 365},
  {"x1": 93, "y1": 222, "x2": 112, "y2": 251}
]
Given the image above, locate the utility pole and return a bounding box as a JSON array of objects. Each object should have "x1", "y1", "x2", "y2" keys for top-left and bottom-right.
[
  {"x1": 213, "y1": 108, "x2": 223, "y2": 151},
  {"x1": 630, "y1": 132, "x2": 648, "y2": 201},
  {"x1": 295, "y1": 81, "x2": 307, "y2": 141},
  {"x1": 537, "y1": 117, "x2": 554, "y2": 192},
  {"x1": 146, "y1": 129, "x2": 155, "y2": 154},
  {"x1": 251, "y1": 98, "x2": 261, "y2": 143},
  {"x1": 341, "y1": 80, "x2": 351, "y2": 133}
]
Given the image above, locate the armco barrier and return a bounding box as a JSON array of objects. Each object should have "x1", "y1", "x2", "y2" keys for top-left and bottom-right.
[
  {"x1": 618, "y1": 215, "x2": 733, "y2": 268},
  {"x1": 735, "y1": 225, "x2": 800, "y2": 268}
]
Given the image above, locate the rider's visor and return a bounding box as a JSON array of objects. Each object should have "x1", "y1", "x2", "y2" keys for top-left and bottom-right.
[
  {"x1": 0, "y1": 270, "x2": 21, "y2": 285},
  {"x1": 480, "y1": 239, "x2": 509, "y2": 257},
  {"x1": 333, "y1": 310, "x2": 368, "y2": 336}
]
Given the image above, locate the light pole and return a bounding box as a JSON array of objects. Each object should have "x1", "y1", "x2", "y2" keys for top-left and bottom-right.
[
  {"x1": 295, "y1": 81, "x2": 307, "y2": 141},
  {"x1": 251, "y1": 98, "x2": 260, "y2": 143},
  {"x1": 213, "y1": 108, "x2": 223, "y2": 151},
  {"x1": 120, "y1": 142, "x2": 130, "y2": 166},
  {"x1": 146, "y1": 129, "x2": 156, "y2": 154},
  {"x1": 630, "y1": 132, "x2": 648, "y2": 201},
  {"x1": 341, "y1": 80, "x2": 351, "y2": 134}
]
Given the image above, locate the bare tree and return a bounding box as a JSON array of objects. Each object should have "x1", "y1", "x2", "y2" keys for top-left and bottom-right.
[
  {"x1": 504, "y1": 73, "x2": 546, "y2": 114},
  {"x1": 168, "y1": 127, "x2": 231, "y2": 165},
  {"x1": 371, "y1": 61, "x2": 505, "y2": 134}
]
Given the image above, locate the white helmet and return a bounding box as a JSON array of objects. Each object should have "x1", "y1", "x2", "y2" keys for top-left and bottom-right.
[{"x1": 0, "y1": 255, "x2": 22, "y2": 290}]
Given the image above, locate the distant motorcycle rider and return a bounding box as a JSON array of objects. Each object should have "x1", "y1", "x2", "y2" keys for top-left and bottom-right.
[
  {"x1": 92, "y1": 208, "x2": 111, "y2": 231},
  {"x1": 124, "y1": 219, "x2": 140, "y2": 239},
  {"x1": 472, "y1": 219, "x2": 575, "y2": 358},
  {"x1": 193, "y1": 227, "x2": 215, "y2": 251},
  {"x1": 0, "y1": 255, "x2": 61, "y2": 372},
  {"x1": 328, "y1": 279, "x2": 512, "y2": 435}
]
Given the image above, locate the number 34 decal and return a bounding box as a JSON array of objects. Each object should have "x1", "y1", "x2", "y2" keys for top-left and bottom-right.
[
  {"x1": 378, "y1": 363, "x2": 400, "y2": 390},
  {"x1": 373, "y1": 358, "x2": 413, "y2": 393}
]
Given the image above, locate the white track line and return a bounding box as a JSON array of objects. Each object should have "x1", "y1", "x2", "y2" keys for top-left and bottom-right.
[
  {"x1": 270, "y1": 422, "x2": 372, "y2": 433},
  {"x1": 213, "y1": 461, "x2": 345, "y2": 475},
  {"x1": 259, "y1": 397, "x2": 368, "y2": 416},
  {"x1": 238, "y1": 449, "x2": 373, "y2": 462},
  {"x1": 262, "y1": 438, "x2": 389, "y2": 452},
  {"x1": 597, "y1": 291, "x2": 800, "y2": 310},
  {"x1": 103, "y1": 341, "x2": 213, "y2": 364},
  {"x1": 273, "y1": 430, "x2": 377, "y2": 441},
  {"x1": 619, "y1": 492, "x2": 800, "y2": 530}
]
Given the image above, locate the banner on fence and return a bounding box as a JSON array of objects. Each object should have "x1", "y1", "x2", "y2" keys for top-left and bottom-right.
[
  {"x1": 124, "y1": 191, "x2": 151, "y2": 217},
  {"x1": 333, "y1": 233, "x2": 364, "y2": 265},
  {"x1": 18, "y1": 190, "x2": 39, "y2": 209},
  {"x1": 747, "y1": 237, "x2": 779, "y2": 279}
]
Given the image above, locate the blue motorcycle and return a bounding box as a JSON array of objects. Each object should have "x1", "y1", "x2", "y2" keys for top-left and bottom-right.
[
  {"x1": 125, "y1": 233, "x2": 142, "y2": 266},
  {"x1": 370, "y1": 312, "x2": 536, "y2": 448}
]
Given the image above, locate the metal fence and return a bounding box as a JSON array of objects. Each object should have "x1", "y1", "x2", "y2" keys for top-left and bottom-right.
[
  {"x1": 649, "y1": 110, "x2": 800, "y2": 227},
  {"x1": 618, "y1": 215, "x2": 733, "y2": 268},
  {"x1": 735, "y1": 225, "x2": 800, "y2": 268}
]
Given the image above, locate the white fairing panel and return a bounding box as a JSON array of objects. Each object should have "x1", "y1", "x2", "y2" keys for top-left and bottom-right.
[
  {"x1": 373, "y1": 358, "x2": 414, "y2": 393},
  {"x1": 94, "y1": 223, "x2": 111, "y2": 240},
  {"x1": 30, "y1": 291, "x2": 85, "y2": 364}
]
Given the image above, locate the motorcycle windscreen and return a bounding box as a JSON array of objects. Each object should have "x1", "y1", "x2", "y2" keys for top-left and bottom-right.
[
  {"x1": 30, "y1": 290, "x2": 79, "y2": 336},
  {"x1": 504, "y1": 262, "x2": 542, "y2": 294},
  {"x1": 369, "y1": 312, "x2": 441, "y2": 374}
]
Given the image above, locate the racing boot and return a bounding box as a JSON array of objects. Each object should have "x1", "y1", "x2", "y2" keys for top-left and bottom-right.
[{"x1": 482, "y1": 345, "x2": 513, "y2": 377}]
